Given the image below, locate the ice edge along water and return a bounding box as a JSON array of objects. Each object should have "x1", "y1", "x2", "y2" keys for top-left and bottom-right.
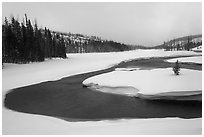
[{"x1": 2, "y1": 50, "x2": 202, "y2": 134}]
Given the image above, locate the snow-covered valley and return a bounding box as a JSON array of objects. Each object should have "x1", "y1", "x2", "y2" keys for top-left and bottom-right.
[{"x1": 2, "y1": 50, "x2": 202, "y2": 134}]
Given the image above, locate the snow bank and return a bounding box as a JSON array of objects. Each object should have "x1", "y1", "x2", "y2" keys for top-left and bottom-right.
[
  {"x1": 2, "y1": 50, "x2": 202, "y2": 134},
  {"x1": 166, "y1": 56, "x2": 202, "y2": 64},
  {"x1": 192, "y1": 45, "x2": 202, "y2": 52},
  {"x1": 115, "y1": 67, "x2": 140, "y2": 71},
  {"x1": 83, "y1": 68, "x2": 201, "y2": 100},
  {"x1": 3, "y1": 109, "x2": 201, "y2": 135}
]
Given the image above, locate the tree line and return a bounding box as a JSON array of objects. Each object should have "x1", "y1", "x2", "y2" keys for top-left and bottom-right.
[
  {"x1": 163, "y1": 36, "x2": 202, "y2": 51},
  {"x1": 66, "y1": 39, "x2": 131, "y2": 53},
  {"x1": 2, "y1": 14, "x2": 66, "y2": 64},
  {"x1": 55, "y1": 31, "x2": 131, "y2": 53}
]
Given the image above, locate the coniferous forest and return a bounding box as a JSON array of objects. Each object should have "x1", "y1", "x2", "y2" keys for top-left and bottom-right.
[{"x1": 2, "y1": 14, "x2": 67, "y2": 64}]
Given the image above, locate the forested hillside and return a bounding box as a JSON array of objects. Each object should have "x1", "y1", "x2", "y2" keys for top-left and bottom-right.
[
  {"x1": 53, "y1": 32, "x2": 131, "y2": 53},
  {"x1": 2, "y1": 15, "x2": 67, "y2": 64},
  {"x1": 154, "y1": 34, "x2": 202, "y2": 50}
]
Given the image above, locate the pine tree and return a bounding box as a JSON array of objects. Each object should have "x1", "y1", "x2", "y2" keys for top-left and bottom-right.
[
  {"x1": 34, "y1": 21, "x2": 41, "y2": 61},
  {"x1": 6, "y1": 20, "x2": 13, "y2": 62},
  {"x1": 59, "y1": 36, "x2": 67, "y2": 58},
  {"x1": 21, "y1": 21, "x2": 28, "y2": 63},
  {"x1": 52, "y1": 33, "x2": 57, "y2": 57},
  {"x1": 38, "y1": 29, "x2": 45, "y2": 61},
  {"x1": 2, "y1": 17, "x2": 8, "y2": 64},
  {"x1": 163, "y1": 41, "x2": 166, "y2": 50},
  {"x1": 13, "y1": 18, "x2": 22, "y2": 62},
  {"x1": 47, "y1": 29, "x2": 52, "y2": 58},
  {"x1": 27, "y1": 19, "x2": 35, "y2": 61},
  {"x1": 176, "y1": 43, "x2": 180, "y2": 51},
  {"x1": 173, "y1": 60, "x2": 180, "y2": 75}
]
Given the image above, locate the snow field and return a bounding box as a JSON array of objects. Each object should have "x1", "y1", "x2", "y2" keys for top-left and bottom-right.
[
  {"x1": 2, "y1": 50, "x2": 202, "y2": 134},
  {"x1": 2, "y1": 50, "x2": 201, "y2": 92}
]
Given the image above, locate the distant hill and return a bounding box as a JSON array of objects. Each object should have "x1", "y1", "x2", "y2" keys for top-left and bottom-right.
[{"x1": 153, "y1": 34, "x2": 202, "y2": 49}]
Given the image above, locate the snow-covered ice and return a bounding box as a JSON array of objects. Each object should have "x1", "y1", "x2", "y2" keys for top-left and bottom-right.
[
  {"x1": 166, "y1": 56, "x2": 202, "y2": 64},
  {"x1": 83, "y1": 68, "x2": 202, "y2": 99},
  {"x1": 2, "y1": 50, "x2": 202, "y2": 134}
]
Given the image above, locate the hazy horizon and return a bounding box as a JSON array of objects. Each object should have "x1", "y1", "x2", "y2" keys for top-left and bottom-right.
[{"x1": 2, "y1": 2, "x2": 202, "y2": 46}]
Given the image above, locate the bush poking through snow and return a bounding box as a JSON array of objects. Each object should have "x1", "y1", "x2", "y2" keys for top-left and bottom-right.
[{"x1": 173, "y1": 60, "x2": 180, "y2": 75}]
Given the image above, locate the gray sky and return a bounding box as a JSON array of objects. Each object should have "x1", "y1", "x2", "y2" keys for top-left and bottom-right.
[{"x1": 2, "y1": 2, "x2": 202, "y2": 46}]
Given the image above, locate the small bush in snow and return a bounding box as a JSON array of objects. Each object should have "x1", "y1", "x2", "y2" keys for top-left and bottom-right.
[{"x1": 173, "y1": 60, "x2": 180, "y2": 75}]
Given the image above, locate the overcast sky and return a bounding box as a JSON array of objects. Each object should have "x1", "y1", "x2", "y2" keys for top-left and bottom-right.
[{"x1": 2, "y1": 2, "x2": 202, "y2": 46}]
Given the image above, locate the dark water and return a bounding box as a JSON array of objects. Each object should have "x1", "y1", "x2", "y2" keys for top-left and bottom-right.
[{"x1": 4, "y1": 56, "x2": 202, "y2": 121}]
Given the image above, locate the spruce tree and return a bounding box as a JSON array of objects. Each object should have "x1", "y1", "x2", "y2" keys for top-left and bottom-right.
[
  {"x1": 21, "y1": 21, "x2": 27, "y2": 63},
  {"x1": 2, "y1": 17, "x2": 8, "y2": 64},
  {"x1": 173, "y1": 60, "x2": 180, "y2": 75}
]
